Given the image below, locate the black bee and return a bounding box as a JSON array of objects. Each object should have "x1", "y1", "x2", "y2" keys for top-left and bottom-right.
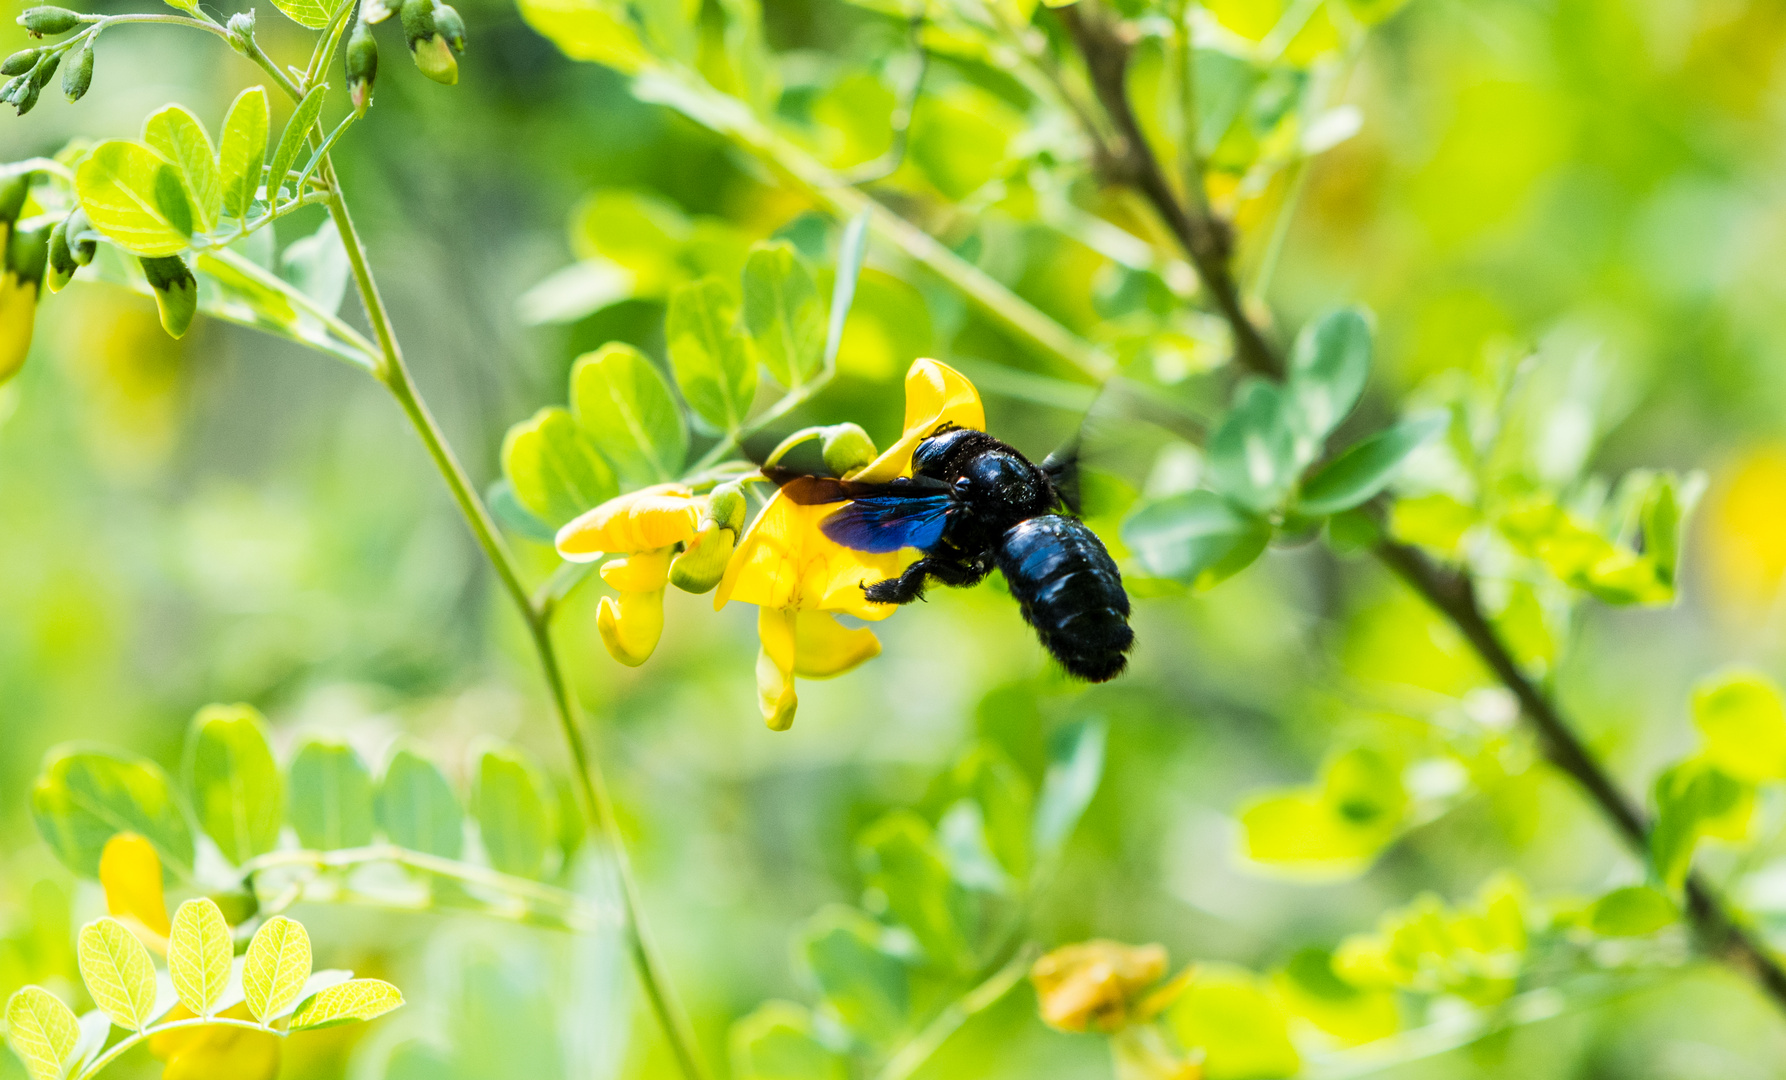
[{"x1": 769, "y1": 425, "x2": 1134, "y2": 681}]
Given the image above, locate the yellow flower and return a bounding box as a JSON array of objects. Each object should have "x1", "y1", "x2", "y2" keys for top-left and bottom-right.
[
  {"x1": 1031, "y1": 940, "x2": 1171, "y2": 1033},
  {"x1": 557, "y1": 484, "x2": 703, "y2": 667},
  {"x1": 0, "y1": 224, "x2": 39, "y2": 386},
  {"x1": 715, "y1": 359, "x2": 985, "y2": 730}
]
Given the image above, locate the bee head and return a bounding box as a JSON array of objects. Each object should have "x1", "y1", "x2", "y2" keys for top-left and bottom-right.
[{"x1": 912, "y1": 425, "x2": 981, "y2": 478}]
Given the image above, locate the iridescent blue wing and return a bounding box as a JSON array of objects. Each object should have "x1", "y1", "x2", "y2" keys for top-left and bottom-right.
[{"x1": 821, "y1": 493, "x2": 956, "y2": 553}]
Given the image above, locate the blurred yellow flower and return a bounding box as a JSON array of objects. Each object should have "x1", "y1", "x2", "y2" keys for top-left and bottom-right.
[
  {"x1": 558, "y1": 484, "x2": 702, "y2": 667},
  {"x1": 716, "y1": 359, "x2": 984, "y2": 730},
  {"x1": 99, "y1": 832, "x2": 170, "y2": 949},
  {"x1": 0, "y1": 223, "x2": 37, "y2": 386},
  {"x1": 1706, "y1": 445, "x2": 1786, "y2": 619},
  {"x1": 1031, "y1": 940, "x2": 1171, "y2": 1033},
  {"x1": 149, "y1": 1003, "x2": 281, "y2": 1080}
]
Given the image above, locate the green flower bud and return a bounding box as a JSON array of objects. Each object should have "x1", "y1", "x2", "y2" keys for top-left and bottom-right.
[
  {"x1": 28, "y1": 50, "x2": 59, "y2": 88},
  {"x1": 704, "y1": 481, "x2": 747, "y2": 534},
  {"x1": 18, "y1": 6, "x2": 81, "y2": 35},
  {"x1": 0, "y1": 172, "x2": 30, "y2": 224},
  {"x1": 45, "y1": 216, "x2": 74, "y2": 292},
  {"x1": 1, "y1": 49, "x2": 39, "y2": 77},
  {"x1": 7, "y1": 224, "x2": 49, "y2": 289},
  {"x1": 410, "y1": 32, "x2": 456, "y2": 84},
  {"x1": 0, "y1": 75, "x2": 28, "y2": 107},
  {"x1": 12, "y1": 80, "x2": 40, "y2": 116},
  {"x1": 224, "y1": 11, "x2": 255, "y2": 56},
  {"x1": 62, "y1": 40, "x2": 91, "y2": 100},
  {"x1": 345, "y1": 18, "x2": 377, "y2": 114},
  {"x1": 399, "y1": 0, "x2": 435, "y2": 46},
  {"x1": 669, "y1": 521, "x2": 736, "y2": 595},
  {"x1": 433, "y1": 2, "x2": 465, "y2": 51},
  {"x1": 822, "y1": 422, "x2": 878, "y2": 477},
  {"x1": 139, "y1": 254, "x2": 197, "y2": 338}
]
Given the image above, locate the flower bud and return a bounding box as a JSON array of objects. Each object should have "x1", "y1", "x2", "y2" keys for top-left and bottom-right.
[
  {"x1": 433, "y1": 2, "x2": 465, "y2": 51},
  {"x1": 63, "y1": 207, "x2": 94, "y2": 265},
  {"x1": 346, "y1": 19, "x2": 377, "y2": 114},
  {"x1": 669, "y1": 522, "x2": 735, "y2": 594},
  {"x1": 7, "y1": 223, "x2": 49, "y2": 289},
  {"x1": 62, "y1": 40, "x2": 91, "y2": 100},
  {"x1": 410, "y1": 31, "x2": 456, "y2": 84},
  {"x1": 399, "y1": 0, "x2": 435, "y2": 44},
  {"x1": 704, "y1": 481, "x2": 747, "y2": 533},
  {"x1": 0, "y1": 172, "x2": 30, "y2": 223},
  {"x1": 45, "y1": 216, "x2": 75, "y2": 292},
  {"x1": 28, "y1": 50, "x2": 59, "y2": 88},
  {"x1": 0, "y1": 76, "x2": 25, "y2": 107},
  {"x1": 1, "y1": 49, "x2": 39, "y2": 77},
  {"x1": 18, "y1": 6, "x2": 81, "y2": 35},
  {"x1": 822, "y1": 422, "x2": 878, "y2": 477},
  {"x1": 139, "y1": 254, "x2": 197, "y2": 338},
  {"x1": 1030, "y1": 941, "x2": 1170, "y2": 1034},
  {"x1": 12, "y1": 80, "x2": 40, "y2": 116},
  {"x1": 224, "y1": 11, "x2": 255, "y2": 56}
]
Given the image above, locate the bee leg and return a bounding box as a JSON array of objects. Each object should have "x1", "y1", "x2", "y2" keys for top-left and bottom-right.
[{"x1": 864, "y1": 557, "x2": 985, "y2": 604}]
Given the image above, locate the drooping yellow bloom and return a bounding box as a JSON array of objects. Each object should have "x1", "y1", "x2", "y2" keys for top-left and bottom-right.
[
  {"x1": 1031, "y1": 940, "x2": 1171, "y2": 1034},
  {"x1": 557, "y1": 484, "x2": 702, "y2": 667},
  {"x1": 717, "y1": 359, "x2": 985, "y2": 730},
  {"x1": 0, "y1": 223, "x2": 37, "y2": 386}
]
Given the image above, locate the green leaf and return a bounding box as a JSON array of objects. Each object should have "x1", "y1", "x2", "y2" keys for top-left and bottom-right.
[
  {"x1": 1287, "y1": 306, "x2": 1372, "y2": 442},
  {"x1": 73, "y1": 140, "x2": 193, "y2": 257},
  {"x1": 501, "y1": 406, "x2": 618, "y2": 529},
  {"x1": 474, "y1": 746, "x2": 553, "y2": 879},
  {"x1": 184, "y1": 703, "x2": 283, "y2": 865},
  {"x1": 824, "y1": 211, "x2": 869, "y2": 371},
  {"x1": 797, "y1": 907, "x2": 908, "y2": 1044},
  {"x1": 1693, "y1": 669, "x2": 1786, "y2": 782},
  {"x1": 856, "y1": 811, "x2": 971, "y2": 971},
  {"x1": 243, "y1": 915, "x2": 313, "y2": 1023},
  {"x1": 567, "y1": 188, "x2": 691, "y2": 293},
  {"x1": 217, "y1": 86, "x2": 270, "y2": 221},
  {"x1": 167, "y1": 898, "x2": 233, "y2": 1016},
  {"x1": 1297, "y1": 412, "x2": 1447, "y2": 516},
  {"x1": 31, "y1": 746, "x2": 196, "y2": 877},
  {"x1": 1651, "y1": 758, "x2": 1753, "y2": 889},
  {"x1": 518, "y1": 0, "x2": 652, "y2": 72},
  {"x1": 142, "y1": 104, "x2": 221, "y2": 234},
  {"x1": 1122, "y1": 490, "x2": 1271, "y2": 587},
  {"x1": 270, "y1": 0, "x2": 341, "y2": 30},
  {"x1": 4, "y1": 987, "x2": 79, "y2": 1080},
  {"x1": 1642, "y1": 474, "x2": 1684, "y2": 587},
  {"x1": 667, "y1": 277, "x2": 756, "y2": 432},
  {"x1": 487, "y1": 478, "x2": 558, "y2": 544},
  {"x1": 1167, "y1": 965, "x2": 1300, "y2": 1080},
  {"x1": 729, "y1": 1002, "x2": 848, "y2": 1080},
  {"x1": 266, "y1": 86, "x2": 328, "y2": 206},
  {"x1": 378, "y1": 747, "x2": 464, "y2": 859},
  {"x1": 950, "y1": 745, "x2": 1032, "y2": 879},
  {"x1": 1209, "y1": 380, "x2": 1299, "y2": 512},
  {"x1": 570, "y1": 343, "x2": 688, "y2": 485},
  {"x1": 1588, "y1": 885, "x2": 1678, "y2": 937},
  {"x1": 76, "y1": 918, "x2": 156, "y2": 1032},
  {"x1": 1033, "y1": 719, "x2": 1105, "y2": 861},
  {"x1": 742, "y1": 241, "x2": 824, "y2": 388},
  {"x1": 287, "y1": 738, "x2": 376, "y2": 850},
  {"x1": 288, "y1": 978, "x2": 404, "y2": 1030}
]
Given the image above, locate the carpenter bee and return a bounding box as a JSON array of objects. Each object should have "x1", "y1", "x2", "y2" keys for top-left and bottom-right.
[{"x1": 768, "y1": 425, "x2": 1134, "y2": 682}]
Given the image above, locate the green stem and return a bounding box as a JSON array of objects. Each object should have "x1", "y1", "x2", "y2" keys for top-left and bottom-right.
[
  {"x1": 874, "y1": 944, "x2": 1038, "y2": 1080},
  {"x1": 78, "y1": 1017, "x2": 277, "y2": 1080}
]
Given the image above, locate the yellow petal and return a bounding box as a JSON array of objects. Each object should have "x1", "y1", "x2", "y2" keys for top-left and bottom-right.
[
  {"x1": 715, "y1": 488, "x2": 901, "y2": 618},
  {"x1": 853, "y1": 359, "x2": 985, "y2": 483},
  {"x1": 99, "y1": 832, "x2": 171, "y2": 945},
  {"x1": 793, "y1": 612, "x2": 881, "y2": 678},
  {"x1": 151, "y1": 1003, "x2": 281, "y2": 1080},
  {"x1": 757, "y1": 607, "x2": 799, "y2": 730},
  {"x1": 556, "y1": 483, "x2": 700, "y2": 561},
  {"x1": 599, "y1": 547, "x2": 673, "y2": 592},
  {"x1": 597, "y1": 589, "x2": 665, "y2": 666},
  {"x1": 0, "y1": 272, "x2": 36, "y2": 385}
]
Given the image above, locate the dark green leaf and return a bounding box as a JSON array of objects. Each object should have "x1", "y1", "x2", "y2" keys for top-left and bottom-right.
[
  {"x1": 1122, "y1": 490, "x2": 1270, "y2": 586},
  {"x1": 1287, "y1": 306, "x2": 1372, "y2": 441},
  {"x1": 1209, "y1": 380, "x2": 1298, "y2": 512},
  {"x1": 266, "y1": 85, "x2": 327, "y2": 206}
]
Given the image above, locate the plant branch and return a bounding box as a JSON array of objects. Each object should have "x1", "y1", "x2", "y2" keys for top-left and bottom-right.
[{"x1": 77, "y1": 1017, "x2": 277, "y2": 1080}]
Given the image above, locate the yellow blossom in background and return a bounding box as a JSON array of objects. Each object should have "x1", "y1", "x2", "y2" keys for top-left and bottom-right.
[
  {"x1": 1031, "y1": 940, "x2": 1171, "y2": 1033},
  {"x1": 0, "y1": 223, "x2": 36, "y2": 386},
  {"x1": 716, "y1": 359, "x2": 985, "y2": 729},
  {"x1": 98, "y1": 832, "x2": 170, "y2": 948},
  {"x1": 558, "y1": 484, "x2": 703, "y2": 667},
  {"x1": 1705, "y1": 445, "x2": 1786, "y2": 620},
  {"x1": 149, "y1": 1003, "x2": 281, "y2": 1080}
]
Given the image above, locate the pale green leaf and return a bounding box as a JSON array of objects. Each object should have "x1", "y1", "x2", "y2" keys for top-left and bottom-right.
[
  {"x1": 798, "y1": 907, "x2": 909, "y2": 1043},
  {"x1": 1588, "y1": 885, "x2": 1678, "y2": 937},
  {"x1": 730, "y1": 1002, "x2": 848, "y2": 1080},
  {"x1": 287, "y1": 738, "x2": 376, "y2": 850},
  {"x1": 856, "y1": 811, "x2": 971, "y2": 972},
  {"x1": 517, "y1": 0, "x2": 652, "y2": 75},
  {"x1": 1297, "y1": 412, "x2": 1447, "y2": 516},
  {"x1": 167, "y1": 898, "x2": 233, "y2": 1016},
  {"x1": 742, "y1": 241, "x2": 824, "y2": 388},
  {"x1": 73, "y1": 140, "x2": 193, "y2": 257},
  {"x1": 243, "y1": 916, "x2": 312, "y2": 1023},
  {"x1": 377, "y1": 747, "x2": 464, "y2": 859},
  {"x1": 570, "y1": 342, "x2": 688, "y2": 485},
  {"x1": 184, "y1": 703, "x2": 283, "y2": 865},
  {"x1": 824, "y1": 211, "x2": 869, "y2": 371},
  {"x1": 4, "y1": 987, "x2": 79, "y2": 1080},
  {"x1": 474, "y1": 746, "x2": 553, "y2": 879},
  {"x1": 667, "y1": 277, "x2": 756, "y2": 432},
  {"x1": 218, "y1": 86, "x2": 270, "y2": 221},
  {"x1": 1167, "y1": 965, "x2": 1300, "y2": 1080},
  {"x1": 30, "y1": 746, "x2": 196, "y2": 877},
  {"x1": 142, "y1": 104, "x2": 221, "y2": 234},
  {"x1": 76, "y1": 918, "x2": 157, "y2": 1031},
  {"x1": 266, "y1": 86, "x2": 328, "y2": 205},
  {"x1": 270, "y1": 0, "x2": 341, "y2": 30},
  {"x1": 1122, "y1": 490, "x2": 1270, "y2": 587},
  {"x1": 1693, "y1": 669, "x2": 1786, "y2": 783},
  {"x1": 950, "y1": 744, "x2": 1032, "y2": 879},
  {"x1": 1033, "y1": 719, "x2": 1105, "y2": 861},
  {"x1": 1651, "y1": 758, "x2": 1753, "y2": 889},
  {"x1": 1287, "y1": 306, "x2": 1372, "y2": 441},
  {"x1": 287, "y1": 978, "x2": 403, "y2": 1030},
  {"x1": 501, "y1": 406, "x2": 618, "y2": 528},
  {"x1": 1209, "y1": 380, "x2": 1299, "y2": 512}
]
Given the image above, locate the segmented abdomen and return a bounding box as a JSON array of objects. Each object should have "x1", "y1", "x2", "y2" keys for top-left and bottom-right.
[{"x1": 996, "y1": 515, "x2": 1134, "y2": 682}]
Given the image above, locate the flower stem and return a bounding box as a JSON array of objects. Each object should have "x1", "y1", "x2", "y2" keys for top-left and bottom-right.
[{"x1": 78, "y1": 1017, "x2": 278, "y2": 1080}]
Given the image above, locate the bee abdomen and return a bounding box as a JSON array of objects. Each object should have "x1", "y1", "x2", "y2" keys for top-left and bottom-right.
[{"x1": 996, "y1": 515, "x2": 1134, "y2": 682}]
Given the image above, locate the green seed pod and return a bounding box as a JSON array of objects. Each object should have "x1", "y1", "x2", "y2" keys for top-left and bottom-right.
[
  {"x1": 668, "y1": 522, "x2": 735, "y2": 595},
  {"x1": 62, "y1": 207, "x2": 95, "y2": 265},
  {"x1": 139, "y1": 254, "x2": 198, "y2": 338},
  {"x1": 1, "y1": 49, "x2": 39, "y2": 77},
  {"x1": 433, "y1": 2, "x2": 464, "y2": 51},
  {"x1": 0, "y1": 172, "x2": 29, "y2": 223},
  {"x1": 7, "y1": 223, "x2": 49, "y2": 289},
  {"x1": 12, "y1": 80, "x2": 40, "y2": 116},
  {"x1": 45, "y1": 216, "x2": 74, "y2": 292},
  {"x1": 704, "y1": 481, "x2": 747, "y2": 534},
  {"x1": 62, "y1": 40, "x2": 90, "y2": 100},
  {"x1": 345, "y1": 17, "x2": 376, "y2": 114},
  {"x1": 410, "y1": 32, "x2": 456, "y2": 84},
  {"x1": 821, "y1": 422, "x2": 878, "y2": 477},
  {"x1": 28, "y1": 50, "x2": 59, "y2": 88},
  {"x1": 18, "y1": 6, "x2": 81, "y2": 35},
  {"x1": 399, "y1": 0, "x2": 435, "y2": 46}
]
